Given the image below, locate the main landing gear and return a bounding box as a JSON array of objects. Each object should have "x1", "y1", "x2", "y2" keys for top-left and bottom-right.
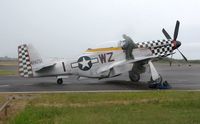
[
  {"x1": 148, "y1": 61, "x2": 171, "y2": 89},
  {"x1": 129, "y1": 62, "x2": 146, "y2": 82},
  {"x1": 129, "y1": 71, "x2": 140, "y2": 82}
]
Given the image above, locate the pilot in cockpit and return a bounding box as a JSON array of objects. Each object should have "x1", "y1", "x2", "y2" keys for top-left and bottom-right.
[{"x1": 120, "y1": 34, "x2": 138, "y2": 60}]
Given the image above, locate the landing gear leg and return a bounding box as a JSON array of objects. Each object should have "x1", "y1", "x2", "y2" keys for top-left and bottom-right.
[
  {"x1": 148, "y1": 61, "x2": 171, "y2": 89},
  {"x1": 57, "y1": 78, "x2": 63, "y2": 85}
]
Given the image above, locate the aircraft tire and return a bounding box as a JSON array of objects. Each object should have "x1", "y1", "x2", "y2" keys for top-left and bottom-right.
[
  {"x1": 129, "y1": 71, "x2": 140, "y2": 82},
  {"x1": 57, "y1": 78, "x2": 63, "y2": 85}
]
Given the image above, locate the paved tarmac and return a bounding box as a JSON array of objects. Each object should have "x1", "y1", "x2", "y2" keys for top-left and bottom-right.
[{"x1": 0, "y1": 63, "x2": 200, "y2": 92}]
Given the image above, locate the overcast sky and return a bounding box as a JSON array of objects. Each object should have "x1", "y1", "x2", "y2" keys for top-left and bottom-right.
[{"x1": 0, "y1": 0, "x2": 200, "y2": 59}]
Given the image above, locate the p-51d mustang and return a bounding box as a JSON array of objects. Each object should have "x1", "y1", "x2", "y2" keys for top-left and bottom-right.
[{"x1": 17, "y1": 21, "x2": 187, "y2": 88}]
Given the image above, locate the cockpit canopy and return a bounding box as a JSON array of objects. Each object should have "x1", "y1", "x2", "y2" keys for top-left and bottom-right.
[{"x1": 88, "y1": 41, "x2": 122, "y2": 50}]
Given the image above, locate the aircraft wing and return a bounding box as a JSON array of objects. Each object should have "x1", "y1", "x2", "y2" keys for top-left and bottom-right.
[{"x1": 97, "y1": 55, "x2": 157, "y2": 74}]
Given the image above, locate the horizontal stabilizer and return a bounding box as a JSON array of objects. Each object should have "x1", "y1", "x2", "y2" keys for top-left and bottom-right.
[{"x1": 35, "y1": 63, "x2": 56, "y2": 72}]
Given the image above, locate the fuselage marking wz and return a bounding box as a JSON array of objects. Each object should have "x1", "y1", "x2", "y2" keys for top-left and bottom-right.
[{"x1": 98, "y1": 52, "x2": 115, "y2": 64}]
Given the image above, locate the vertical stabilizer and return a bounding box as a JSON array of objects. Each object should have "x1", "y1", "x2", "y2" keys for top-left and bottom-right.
[
  {"x1": 18, "y1": 44, "x2": 33, "y2": 77},
  {"x1": 18, "y1": 44, "x2": 43, "y2": 77}
]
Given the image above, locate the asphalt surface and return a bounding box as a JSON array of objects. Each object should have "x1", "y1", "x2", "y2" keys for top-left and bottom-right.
[{"x1": 0, "y1": 63, "x2": 200, "y2": 92}]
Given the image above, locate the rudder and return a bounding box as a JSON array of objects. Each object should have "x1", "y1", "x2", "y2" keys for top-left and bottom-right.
[{"x1": 18, "y1": 44, "x2": 33, "y2": 77}]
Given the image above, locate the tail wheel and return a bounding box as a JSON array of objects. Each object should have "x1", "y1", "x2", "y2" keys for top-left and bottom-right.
[
  {"x1": 129, "y1": 71, "x2": 140, "y2": 82},
  {"x1": 57, "y1": 78, "x2": 63, "y2": 85}
]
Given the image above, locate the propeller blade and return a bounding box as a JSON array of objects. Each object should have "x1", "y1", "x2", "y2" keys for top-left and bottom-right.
[
  {"x1": 174, "y1": 20, "x2": 180, "y2": 41},
  {"x1": 177, "y1": 49, "x2": 188, "y2": 62},
  {"x1": 162, "y1": 28, "x2": 172, "y2": 40}
]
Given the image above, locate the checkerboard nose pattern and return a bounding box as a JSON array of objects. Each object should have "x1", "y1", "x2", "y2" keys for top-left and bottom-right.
[{"x1": 18, "y1": 44, "x2": 33, "y2": 77}]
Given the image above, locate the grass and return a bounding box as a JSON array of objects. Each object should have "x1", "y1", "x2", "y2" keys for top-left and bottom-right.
[
  {"x1": 0, "y1": 60, "x2": 17, "y2": 76},
  {"x1": 0, "y1": 70, "x2": 17, "y2": 76},
  {"x1": 0, "y1": 95, "x2": 6, "y2": 105},
  {"x1": 0, "y1": 60, "x2": 17, "y2": 66},
  {"x1": 0, "y1": 91, "x2": 199, "y2": 124}
]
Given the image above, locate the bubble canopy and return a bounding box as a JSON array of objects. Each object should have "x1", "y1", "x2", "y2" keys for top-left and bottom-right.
[{"x1": 90, "y1": 41, "x2": 122, "y2": 49}]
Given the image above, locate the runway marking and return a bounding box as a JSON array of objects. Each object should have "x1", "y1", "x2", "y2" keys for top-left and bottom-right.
[
  {"x1": 0, "y1": 90, "x2": 148, "y2": 94},
  {"x1": 1, "y1": 90, "x2": 200, "y2": 94},
  {"x1": 178, "y1": 80, "x2": 188, "y2": 82},
  {"x1": 0, "y1": 85, "x2": 9, "y2": 88},
  {"x1": 23, "y1": 84, "x2": 33, "y2": 86}
]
